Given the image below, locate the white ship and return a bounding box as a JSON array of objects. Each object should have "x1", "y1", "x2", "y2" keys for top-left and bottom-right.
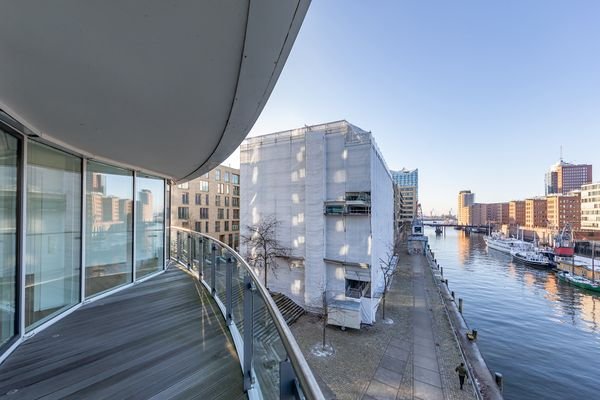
[{"x1": 484, "y1": 232, "x2": 533, "y2": 255}]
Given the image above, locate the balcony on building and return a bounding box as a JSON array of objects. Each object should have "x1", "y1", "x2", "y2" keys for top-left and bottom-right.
[{"x1": 0, "y1": 2, "x2": 323, "y2": 399}]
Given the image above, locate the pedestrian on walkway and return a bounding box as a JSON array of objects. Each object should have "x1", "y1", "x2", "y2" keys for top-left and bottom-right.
[{"x1": 455, "y1": 362, "x2": 468, "y2": 390}]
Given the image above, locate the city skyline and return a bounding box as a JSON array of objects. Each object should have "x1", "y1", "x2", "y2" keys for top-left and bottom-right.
[{"x1": 226, "y1": 1, "x2": 600, "y2": 214}]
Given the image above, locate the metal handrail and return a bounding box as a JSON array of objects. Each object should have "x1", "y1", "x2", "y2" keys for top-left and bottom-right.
[{"x1": 169, "y1": 226, "x2": 324, "y2": 400}]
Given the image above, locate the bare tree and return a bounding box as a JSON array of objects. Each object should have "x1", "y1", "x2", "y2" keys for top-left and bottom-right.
[
  {"x1": 379, "y1": 244, "x2": 399, "y2": 322},
  {"x1": 242, "y1": 215, "x2": 291, "y2": 289}
]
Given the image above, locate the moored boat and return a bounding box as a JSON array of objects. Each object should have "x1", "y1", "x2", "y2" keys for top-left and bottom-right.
[
  {"x1": 554, "y1": 223, "x2": 575, "y2": 260},
  {"x1": 484, "y1": 232, "x2": 533, "y2": 255},
  {"x1": 556, "y1": 271, "x2": 600, "y2": 292},
  {"x1": 512, "y1": 251, "x2": 553, "y2": 269}
]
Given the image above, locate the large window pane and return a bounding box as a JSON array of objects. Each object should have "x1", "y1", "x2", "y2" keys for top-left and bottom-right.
[
  {"x1": 0, "y1": 128, "x2": 18, "y2": 346},
  {"x1": 26, "y1": 142, "x2": 81, "y2": 330},
  {"x1": 135, "y1": 175, "x2": 164, "y2": 278},
  {"x1": 85, "y1": 162, "x2": 133, "y2": 297}
]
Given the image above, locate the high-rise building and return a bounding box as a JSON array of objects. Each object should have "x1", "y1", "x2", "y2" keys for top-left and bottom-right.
[
  {"x1": 546, "y1": 192, "x2": 581, "y2": 230},
  {"x1": 240, "y1": 121, "x2": 394, "y2": 325},
  {"x1": 581, "y1": 183, "x2": 600, "y2": 231},
  {"x1": 457, "y1": 190, "x2": 475, "y2": 225},
  {"x1": 525, "y1": 198, "x2": 547, "y2": 228},
  {"x1": 391, "y1": 169, "x2": 418, "y2": 222},
  {"x1": 509, "y1": 200, "x2": 526, "y2": 226},
  {"x1": 545, "y1": 160, "x2": 592, "y2": 195},
  {"x1": 170, "y1": 165, "x2": 241, "y2": 251}
]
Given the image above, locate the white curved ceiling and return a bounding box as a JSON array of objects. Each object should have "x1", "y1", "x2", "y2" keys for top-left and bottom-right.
[{"x1": 0, "y1": 0, "x2": 310, "y2": 181}]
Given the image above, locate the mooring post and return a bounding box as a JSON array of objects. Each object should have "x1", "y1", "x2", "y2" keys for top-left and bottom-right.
[
  {"x1": 495, "y1": 372, "x2": 504, "y2": 392},
  {"x1": 458, "y1": 298, "x2": 463, "y2": 314},
  {"x1": 451, "y1": 291, "x2": 455, "y2": 300}
]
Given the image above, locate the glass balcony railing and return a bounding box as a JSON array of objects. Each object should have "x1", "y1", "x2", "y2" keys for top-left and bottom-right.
[{"x1": 169, "y1": 227, "x2": 324, "y2": 400}]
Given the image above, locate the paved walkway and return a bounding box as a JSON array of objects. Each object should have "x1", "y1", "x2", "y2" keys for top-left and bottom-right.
[{"x1": 363, "y1": 253, "x2": 477, "y2": 400}]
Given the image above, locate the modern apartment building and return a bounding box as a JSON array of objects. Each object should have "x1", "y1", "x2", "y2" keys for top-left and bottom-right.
[
  {"x1": 581, "y1": 183, "x2": 600, "y2": 231},
  {"x1": 525, "y1": 198, "x2": 548, "y2": 228},
  {"x1": 170, "y1": 166, "x2": 240, "y2": 251},
  {"x1": 546, "y1": 192, "x2": 581, "y2": 230},
  {"x1": 240, "y1": 121, "x2": 394, "y2": 325},
  {"x1": 0, "y1": 3, "x2": 319, "y2": 399},
  {"x1": 391, "y1": 168, "x2": 418, "y2": 222},
  {"x1": 509, "y1": 200, "x2": 526, "y2": 226},
  {"x1": 457, "y1": 190, "x2": 475, "y2": 225},
  {"x1": 545, "y1": 160, "x2": 592, "y2": 195}
]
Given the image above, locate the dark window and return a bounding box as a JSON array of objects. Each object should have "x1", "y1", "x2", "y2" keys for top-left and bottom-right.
[
  {"x1": 233, "y1": 209, "x2": 240, "y2": 219},
  {"x1": 218, "y1": 208, "x2": 224, "y2": 219},
  {"x1": 182, "y1": 192, "x2": 189, "y2": 204},
  {"x1": 199, "y1": 208, "x2": 209, "y2": 219},
  {"x1": 232, "y1": 197, "x2": 239, "y2": 207},
  {"x1": 195, "y1": 193, "x2": 202, "y2": 205},
  {"x1": 225, "y1": 197, "x2": 230, "y2": 207},
  {"x1": 195, "y1": 221, "x2": 202, "y2": 232},
  {"x1": 215, "y1": 221, "x2": 220, "y2": 232},
  {"x1": 178, "y1": 207, "x2": 189, "y2": 219},
  {"x1": 215, "y1": 195, "x2": 221, "y2": 206},
  {"x1": 232, "y1": 174, "x2": 240, "y2": 184},
  {"x1": 233, "y1": 185, "x2": 240, "y2": 196},
  {"x1": 224, "y1": 221, "x2": 229, "y2": 231}
]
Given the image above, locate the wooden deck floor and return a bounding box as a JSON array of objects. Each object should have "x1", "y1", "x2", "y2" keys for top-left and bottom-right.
[{"x1": 0, "y1": 267, "x2": 246, "y2": 400}]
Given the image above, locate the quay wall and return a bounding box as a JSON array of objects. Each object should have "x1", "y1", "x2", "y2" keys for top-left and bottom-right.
[{"x1": 425, "y1": 247, "x2": 504, "y2": 400}]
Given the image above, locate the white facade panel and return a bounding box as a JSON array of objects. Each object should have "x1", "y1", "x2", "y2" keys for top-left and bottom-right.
[{"x1": 240, "y1": 121, "x2": 394, "y2": 324}]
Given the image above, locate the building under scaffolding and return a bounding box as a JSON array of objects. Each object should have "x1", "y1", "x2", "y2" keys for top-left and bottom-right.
[{"x1": 240, "y1": 120, "x2": 394, "y2": 326}]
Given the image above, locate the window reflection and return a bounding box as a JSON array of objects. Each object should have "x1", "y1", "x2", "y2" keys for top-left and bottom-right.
[
  {"x1": 26, "y1": 142, "x2": 81, "y2": 330},
  {"x1": 0, "y1": 128, "x2": 18, "y2": 346},
  {"x1": 85, "y1": 162, "x2": 133, "y2": 297},
  {"x1": 135, "y1": 175, "x2": 164, "y2": 278}
]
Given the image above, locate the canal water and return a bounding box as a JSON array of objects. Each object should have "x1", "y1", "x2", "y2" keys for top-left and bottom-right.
[{"x1": 427, "y1": 227, "x2": 600, "y2": 400}]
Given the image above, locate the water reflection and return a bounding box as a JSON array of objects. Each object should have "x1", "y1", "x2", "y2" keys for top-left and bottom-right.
[{"x1": 427, "y1": 228, "x2": 600, "y2": 400}]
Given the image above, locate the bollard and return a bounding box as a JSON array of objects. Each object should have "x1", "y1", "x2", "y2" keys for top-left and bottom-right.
[
  {"x1": 451, "y1": 291, "x2": 455, "y2": 300},
  {"x1": 458, "y1": 298, "x2": 463, "y2": 314},
  {"x1": 472, "y1": 329, "x2": 478, "y2": 340},
  {"x1": 445, "y1": 279, "x2": 449, "y2": 288},
  {"x1": 495, "y1": 372, "x2": 504, "y2": 392}
]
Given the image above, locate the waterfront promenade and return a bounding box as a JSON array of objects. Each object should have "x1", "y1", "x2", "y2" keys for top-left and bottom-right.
[{"x1": 291, "y1": 249, "x2": 478, "y2": 400}]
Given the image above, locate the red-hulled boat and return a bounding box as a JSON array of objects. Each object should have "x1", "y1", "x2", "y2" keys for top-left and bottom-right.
[{"x1": 554, "y1": 224, "x2": 575, "y2": 257}]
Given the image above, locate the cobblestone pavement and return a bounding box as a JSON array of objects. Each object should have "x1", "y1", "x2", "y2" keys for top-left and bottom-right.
[{"x1": 291, "y1": 251, "x2": 477, "y2": 400}]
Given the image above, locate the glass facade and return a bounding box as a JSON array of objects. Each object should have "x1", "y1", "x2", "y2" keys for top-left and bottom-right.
[
  {"x1": 0, "y1": 116, "x2": 167, "y2": 355},
  {"x1": 26, "y1": 142, "x2": 81, "y2": 330},
  {"x1": 85, "y1": 162, "x2": 133, "y2": 297},
  {"x1": 135, "y1": 174, "x2": 164, "y2": 278},
  {"x1": 0, "y1": 128, "x2": 18, "y2": 347}
]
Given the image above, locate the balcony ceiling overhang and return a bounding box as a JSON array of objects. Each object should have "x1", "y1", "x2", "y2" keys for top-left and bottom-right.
[{"x1": 0, "y1": 1, "x2": 310, "y2": 181}]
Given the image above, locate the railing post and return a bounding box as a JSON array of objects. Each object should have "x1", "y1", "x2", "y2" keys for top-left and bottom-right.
[
  {"x1": 243, "y1": 275, "x2": 254, "y2": 391},
  {"x1": 187, "y1": 234, "x2": 192, "y2": 270},
  {"x1": 211, "y1": 244, "x2": 217, "y2": 295},
  {"x1": 226, "y1": 256, "x2": 233, "y2": 325},
  {"x1": 198, "y1": 238, "x2": 204, "y2": 279},
  {"x1": 280, "y1": 359, "x2": 301, "y2": 400},
  {"x1": 176, "y1": 231, "x2": 182, "y2": 261}
]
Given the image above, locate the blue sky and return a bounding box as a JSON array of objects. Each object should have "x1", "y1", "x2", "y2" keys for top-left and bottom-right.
[{"x1": 227, "y1": 1, "x2": 600, "y2": 215}]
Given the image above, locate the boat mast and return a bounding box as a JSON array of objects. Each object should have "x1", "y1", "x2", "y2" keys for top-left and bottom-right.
[{"x1": 593, "y1": 241, "x2": 596, "y2": 284}]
